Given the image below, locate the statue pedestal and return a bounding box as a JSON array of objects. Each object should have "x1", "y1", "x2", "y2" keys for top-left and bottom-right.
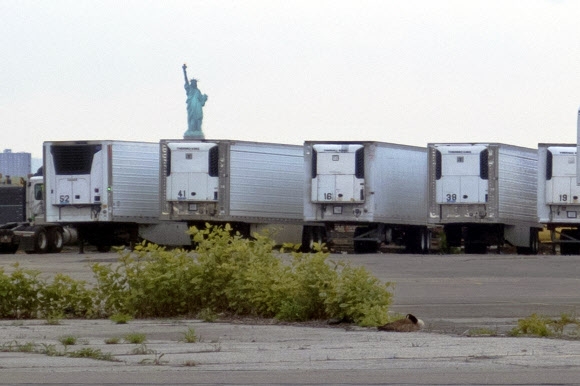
[{"x1": 183, "y1": 130, "x2": 205, "y2": 140}]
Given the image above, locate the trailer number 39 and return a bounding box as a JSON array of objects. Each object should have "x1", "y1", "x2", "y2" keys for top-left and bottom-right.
[{"x1": 446, "y1": 194, "x2": 457, "y2": 202}]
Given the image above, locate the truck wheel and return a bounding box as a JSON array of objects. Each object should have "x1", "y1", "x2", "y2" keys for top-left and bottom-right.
[
  {"x1": 301, "y1": 226, "x2": 323, "y2": 252},
  {"x1": 419, "y1": 228, "x2": 431, "y2": 254},
  {"x1": 25, "y1": 228, "x2": 49, "y2": 254},
  {"x1": 48, "y1": 228, "x2": 64, "y2": 253}
]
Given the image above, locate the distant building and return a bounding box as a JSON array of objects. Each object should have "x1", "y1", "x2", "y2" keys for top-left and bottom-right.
[{"x1": 0, "y1": 149, "x2": 31, "y2": 177}]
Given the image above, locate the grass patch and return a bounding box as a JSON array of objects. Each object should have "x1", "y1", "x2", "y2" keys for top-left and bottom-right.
[
  {"x1": 509, "y1": 313, "x2": 580, "y2": 337},
  {"x1": 58, "y1": 335, "x2": 78, "y2": 346},
  {"x1": 109, "y1": 313, "x2": 132, "y2": 324},
  {"x1": 124, "y1": 333, "x2": 147, "y2": 344},
  {"x1": 104, "y1": 336, "x2": 121, "y2": 345},
  {"x1": 180, "y1": 327, "x2": 197, "y2": 343},
  {"x1": 467, "y1": 327, "x2": 498, "y2": 337}
]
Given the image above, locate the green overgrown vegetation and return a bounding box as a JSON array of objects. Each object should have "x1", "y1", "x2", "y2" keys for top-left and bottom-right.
[
  {"x1": 0, "y1": 224, "x2": 393, "y2": 327},
  {"x1": 509, "y1": 313, "x2": 580, "y2": 337}
]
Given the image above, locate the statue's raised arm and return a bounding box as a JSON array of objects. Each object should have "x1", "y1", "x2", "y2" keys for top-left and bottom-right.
[{"x1": 182, "y1": 64, "x2": 189, "y2": 86}]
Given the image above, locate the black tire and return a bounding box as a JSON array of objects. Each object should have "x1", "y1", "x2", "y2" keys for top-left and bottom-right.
[
  {"x1": 302, "y1": 226, "x2": 322, "y2": 252},
  {"x1": 420, "y1": 228, "x2": 431, "y2": 254},
  {"x1": 404, "y1": 228, "x2": 427, "y2": 254},
  {"x1": 48, "y1": 228, "x2": 64, "y2": 253},
  {"x1": 25, "y1": 228, "x2": 49, "y2": 254}
]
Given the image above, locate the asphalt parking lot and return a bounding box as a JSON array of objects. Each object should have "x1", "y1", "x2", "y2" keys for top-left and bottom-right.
[{"x1": 1, "y1": 249, "x2": 580, "y2": 385}]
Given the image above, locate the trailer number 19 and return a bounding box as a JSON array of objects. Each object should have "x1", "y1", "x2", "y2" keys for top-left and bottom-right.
[
  {"x1": 446, "y1": 194, "x2": 457, "y2": 202},
  {"x1": 559, "y1": 194, "x2": 568, "y2": 202}
]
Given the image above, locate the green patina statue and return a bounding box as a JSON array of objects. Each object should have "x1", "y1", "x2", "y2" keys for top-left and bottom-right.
[{"x1": 182, "y1": 64, "x2": 208, "y2": 139}]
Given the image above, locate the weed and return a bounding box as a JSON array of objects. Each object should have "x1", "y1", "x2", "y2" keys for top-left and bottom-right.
[
  {"x1": 467, "y1": 328, "x2": 498, "y2": 337},
  {"x1": 124, "y1": 333, "x2": 147, "y2": 344},
  {"x1": 550, "y1": 313, "x2": 579, "y2": 334},
  {"x1": 181, "y1": 327, "x2": 197, "y2": 343},
  {"x1": 58, "y1": 335, "x2": 78, "y2": 346},
  {"x1": 104, "y1": 336, "x2": 121, "y2": 344},
  {"x1": 183, "y1": 359, "x2": 197, "y2": 367},
  {"x1": 139, "y1": 351, "x2": 167, "y2": 365},
  {"x1": 39, "y1": 343, "x2": 62, "y2": 356},
  {"x1": 109, "y1": 313, "x2": 132, "y2": 324},
  {"x1": 45, "y1": 312, "x2": 63, "y2": 325},
  {"x1": 16, "y1": 342, "x2": 36, "y2": 353},
  {"x1": 131, "y1": 343, "x2": 154, "y2": 355},
  {"x1": 67, "y1": 347, "x2": 118, "y2": 361},
  {"x1": 510, "y1": 314, "x2": 552, "y2": 337},
  {"x1": 197, "y1": 308, "x2": 217, "y2": 322}
]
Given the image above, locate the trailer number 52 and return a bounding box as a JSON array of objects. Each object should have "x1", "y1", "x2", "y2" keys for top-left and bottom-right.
[{"x1": 59, "y1": 195, "x2": 70, "y2": 204}]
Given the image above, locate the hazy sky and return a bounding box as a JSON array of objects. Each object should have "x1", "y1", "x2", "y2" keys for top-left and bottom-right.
[{"x1": 2, "y1": 0, "x2": 580, "y2": 158}]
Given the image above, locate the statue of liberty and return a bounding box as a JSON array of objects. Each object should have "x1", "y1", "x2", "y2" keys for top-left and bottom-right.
[{"x1": 182, "y1": 64, "x2": 208, "y2": 139}]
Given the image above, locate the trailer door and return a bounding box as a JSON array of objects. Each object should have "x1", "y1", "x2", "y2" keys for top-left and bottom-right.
[
  {"x1": 436, "y1": 145, "x2": 489, "y2": 204},
  {"x1": 166, "y1": 142, "x2": 219, "y2": 202},
  {"x1": 311, "y1": 144, "x2": 365, "y2": 203}
]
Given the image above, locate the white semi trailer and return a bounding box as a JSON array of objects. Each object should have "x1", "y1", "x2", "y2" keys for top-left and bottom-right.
[
  {"x1": 44, "y1": 140, "x2": 190, "y2": 252},
  {"x1": 428, "y1": 143, "x2": 541, "y2": 254},
  {"x1": 303, "y1": 141, "x2": 430, "y2": 254},
  {"x1": 540, "y1": 144, "x2": 580, "y2": 254},
  {"x1": 159, "y1": 139, "x2": 304, "y2": 245}
]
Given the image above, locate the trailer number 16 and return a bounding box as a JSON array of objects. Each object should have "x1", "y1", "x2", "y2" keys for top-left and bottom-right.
[{"x1": 324, "y1": 193, "x2": 333, "y2": 200}]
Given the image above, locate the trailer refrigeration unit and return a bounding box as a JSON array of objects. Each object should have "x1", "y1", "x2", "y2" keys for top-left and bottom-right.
[
  {"x1": 428, "y1": 143, "x2": 541, "y2": 254},
  {"x1": 538, "y1": 144, "x2": 580, "y2": 254},
  {"x1": 159, "y1": 139, "x2": 304, "y2": 245},
  {"x1": 43, "y1": 140, "x2": 190, "y2": 252},
  {"x1": 303, "y1": 141, "x2": 430, "y2": 254}
]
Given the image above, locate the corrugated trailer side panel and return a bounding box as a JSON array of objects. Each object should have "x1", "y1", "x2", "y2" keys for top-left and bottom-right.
[
  {"x1": 110, "y1": 142, "x2": 160, "y2": 222},
  {"x1": 496, "y1": 145, "x2": 538, "y2": 224},
  {"x1": 370, "y1": 143, "x2": 428, "y2": 225},
  {"x1": 227, "y1": 142, "x2": 303, "y2": 221}
]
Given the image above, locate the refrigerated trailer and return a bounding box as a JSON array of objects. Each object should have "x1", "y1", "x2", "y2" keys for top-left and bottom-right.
[
  {"x1": 159, "y1": 139, "x2": 304, "y2": 245},
  {"x1": 538, "y1": 144, "x2": 580, "y2": 254},
  {"x1": 428, "y1": 143, "x2": 541, "y2": 254},
  {"x1": 43, "y1": 140, "x2": 191, "y2": 252},
  {"x1": 303, "y1": 141, "x2": 430, "y2": 254}
]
